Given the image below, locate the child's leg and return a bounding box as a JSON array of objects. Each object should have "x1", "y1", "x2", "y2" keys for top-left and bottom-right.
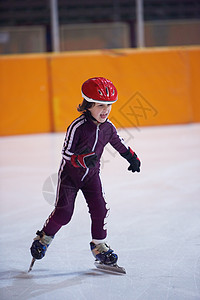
[
  {"x1": 82, "y1": 174, "x2": 118, "y2": 264},
  {"x1": 31, "y1": 166, "x2": 78, "y2": 259},
  {"x1": 81, "y1": 173, "x2": 108, "y2": 241},
  {"x1": 42, "y1": 173, "x2": 78, "y2": 236}
]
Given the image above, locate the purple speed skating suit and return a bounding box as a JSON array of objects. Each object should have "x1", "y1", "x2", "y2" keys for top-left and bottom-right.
[{"x1": 43, "y1": 112, "x2": 128, "y2": 240}]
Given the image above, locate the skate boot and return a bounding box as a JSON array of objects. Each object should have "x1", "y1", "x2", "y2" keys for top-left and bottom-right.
[
  {"x1": 90, "y1": 241, "x2": 118, "y2": 265},
  {"x1": 30, "y1": 230, "x2": 54, "y2": 260}
]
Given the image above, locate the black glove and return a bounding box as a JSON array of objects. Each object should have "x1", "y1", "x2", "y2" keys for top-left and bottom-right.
[
  {"x1": 71, "y1": 150, "x2": 98, "y2": 168},
  {"x1": 120, "y1": 147, "x2": 141, "y2": 173}
]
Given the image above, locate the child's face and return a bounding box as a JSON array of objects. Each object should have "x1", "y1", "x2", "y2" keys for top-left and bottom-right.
[{"x1": 88, "y1": 103, "x2": 112, "y2": 123}]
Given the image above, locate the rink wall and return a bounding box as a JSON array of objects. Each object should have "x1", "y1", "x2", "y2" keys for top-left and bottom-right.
[{"x1": 0, "y1": 46, "x2": 200, "y2": 136}]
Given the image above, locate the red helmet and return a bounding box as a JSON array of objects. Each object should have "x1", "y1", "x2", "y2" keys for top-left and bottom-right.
[{"x1": 81, "y1": 77, "x2": 118, "y2": 104}]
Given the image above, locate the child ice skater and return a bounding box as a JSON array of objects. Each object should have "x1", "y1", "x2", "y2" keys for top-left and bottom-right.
[{"x1": 30, "y1": 77, "x2": 141, "y2": 267}]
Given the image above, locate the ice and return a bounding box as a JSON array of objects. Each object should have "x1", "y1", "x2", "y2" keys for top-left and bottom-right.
[{"x1": 0, "y1": 124, "x2": 200, "y2": 300}]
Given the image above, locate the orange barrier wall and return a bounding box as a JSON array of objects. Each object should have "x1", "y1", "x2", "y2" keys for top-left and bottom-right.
[
  {"x1": 188, "y1": 48, "x2": 200, "y2": 123},
  {"x1": 0, "y1": 54, "x2": 51, "y2": 136},
  {"x1": 0, "y1": 46, "x2": 200, "y2": 136}
]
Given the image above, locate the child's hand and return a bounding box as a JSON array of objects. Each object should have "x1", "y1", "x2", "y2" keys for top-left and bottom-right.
[
  {"x1": 127, "y1": 152, "x2": 141, "y2": 172},
  {"x1": 120, "y1": 147, "x2": 141, "y2": 173},
  {"x1": 71, "y1": 151, "x2": 98, "y2": 168}
]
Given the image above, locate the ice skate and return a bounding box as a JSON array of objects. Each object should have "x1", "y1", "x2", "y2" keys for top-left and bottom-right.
[
  {"x1": 90, "y1": 242, "x2": 126, "y2": 274},
  {"x1": 90, "y1": 241, "x2": 118, "y2": 265},
  {"x1": 30, "y1": 230, "x2": 54, "y2": 260}
]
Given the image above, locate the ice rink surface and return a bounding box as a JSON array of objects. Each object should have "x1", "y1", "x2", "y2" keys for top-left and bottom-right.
[{"x1": 0, "y1": 123, "x2": 200, "y2": 300}]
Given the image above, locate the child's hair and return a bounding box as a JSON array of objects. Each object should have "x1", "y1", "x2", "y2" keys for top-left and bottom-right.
[{"x1": 77, "y1": 99, "x2": 95, "y2": 112}]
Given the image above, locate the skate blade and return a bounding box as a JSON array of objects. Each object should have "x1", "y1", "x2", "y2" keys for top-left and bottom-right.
[
  {"x1": 94, "y1": 261, "x2": 126, "y2": 274},
  {"x1": 28, "y1": 258, "x2": 36, "y2": 272}
]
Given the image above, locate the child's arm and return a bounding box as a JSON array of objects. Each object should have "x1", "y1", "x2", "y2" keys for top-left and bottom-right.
[
  {"x1": 109, "y1": 123, "x2": 141, "y2": 173},
  {"x1": 62, "y1": 116, "x2": 86, "y2": 163}
]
